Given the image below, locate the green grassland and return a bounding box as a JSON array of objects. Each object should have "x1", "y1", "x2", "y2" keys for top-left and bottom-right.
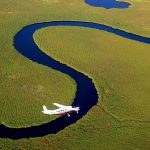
[
  {"x1": 34, "y1": 26, "x2": 150, "y2": 122},
  {"x1": 0, "y1": 0, "x2": 150, "y2": 149}
]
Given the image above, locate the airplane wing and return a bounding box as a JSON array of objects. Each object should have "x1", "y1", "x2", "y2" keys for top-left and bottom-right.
[{"x1": 53, "y1": 103, "x2": 67, "y2": 108}]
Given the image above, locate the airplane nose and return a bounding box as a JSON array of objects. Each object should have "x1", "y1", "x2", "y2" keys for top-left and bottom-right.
[
  {"x1": 76, "y1": 107, "x2": 80, "y2": 114},
  {"x1": 77, "y1": 107, "x2": 80, "y2": 110}
]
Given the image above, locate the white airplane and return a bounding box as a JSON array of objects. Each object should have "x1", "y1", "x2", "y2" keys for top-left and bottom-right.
[{"x1": 42, "y1": 103, "x2": 80, "y2": 117}]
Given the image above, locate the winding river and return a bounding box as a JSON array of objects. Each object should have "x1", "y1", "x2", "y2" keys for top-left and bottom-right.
[{"x1": 0, "y1": 21, "x2": 150, "y2": 139}]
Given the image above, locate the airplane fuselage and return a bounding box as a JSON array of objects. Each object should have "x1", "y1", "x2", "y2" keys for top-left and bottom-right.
[
  {"x1": 42, "y1": 104, "x2": 80, "y2": 117},
  {"x1": 51, "y1": 108, "x2": 77, "y2": 116}
]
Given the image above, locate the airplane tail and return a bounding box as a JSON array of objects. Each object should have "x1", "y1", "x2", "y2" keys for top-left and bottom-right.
[{"x1": 42, "y1": 105, "x2": 51, "y2": 114}]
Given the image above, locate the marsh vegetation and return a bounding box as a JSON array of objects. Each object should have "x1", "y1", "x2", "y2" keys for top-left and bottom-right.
[{"x1": 0, "y1": 0, "x2": 150, "y2": 149}]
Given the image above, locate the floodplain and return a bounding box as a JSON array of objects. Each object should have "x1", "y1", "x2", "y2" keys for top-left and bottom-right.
[{"x1": 0, "y1": 0, "x2": 150, "y2": 149}]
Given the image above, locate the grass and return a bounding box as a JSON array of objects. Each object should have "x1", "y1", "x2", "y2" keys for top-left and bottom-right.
[
  {"x1": 0, "y1": 0, "x2": 150, "y2": 149},
  {"x1": 34, "y1": 26, "x2": 150, "y2": 122}
]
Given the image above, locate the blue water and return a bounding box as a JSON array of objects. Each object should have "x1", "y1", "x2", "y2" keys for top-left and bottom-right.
[
  {"x1": 85, "y1": 0, "x2": 131, "y2": 9},
  {"x1": 0, "y1": 21, "x2": 150, "y2": 139}
]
